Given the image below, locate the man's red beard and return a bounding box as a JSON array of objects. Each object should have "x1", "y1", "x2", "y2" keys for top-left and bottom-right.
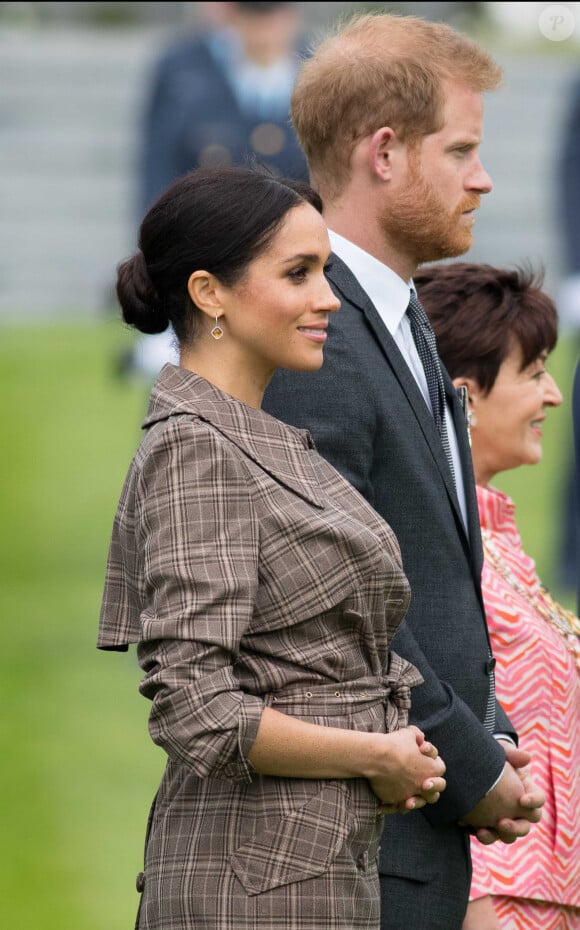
[{"x1": 381, "y1": 161, "x2": 481, "y2": 268}]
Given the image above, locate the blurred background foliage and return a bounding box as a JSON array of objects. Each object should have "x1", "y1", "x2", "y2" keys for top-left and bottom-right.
[{"x1": 1, "y1": 2, "x2": 580, "y2": 927}]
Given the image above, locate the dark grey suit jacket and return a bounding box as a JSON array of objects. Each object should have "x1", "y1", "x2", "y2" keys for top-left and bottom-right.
[{"x1": 263, "y1": 254, "x2": 516, "y2": 925}]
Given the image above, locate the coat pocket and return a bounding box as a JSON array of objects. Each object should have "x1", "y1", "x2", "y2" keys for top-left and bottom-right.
[{"x1": 230, "y1": 782, "x2": 352, "y2": 895}]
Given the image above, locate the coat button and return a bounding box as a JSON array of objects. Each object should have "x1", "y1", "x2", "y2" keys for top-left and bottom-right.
[
  {"x1": 486, "y1": 657, "x2": 497, "y2": 673},
  {"x1": 136, "y1": 872, "x2": 145, "y2": 893}
]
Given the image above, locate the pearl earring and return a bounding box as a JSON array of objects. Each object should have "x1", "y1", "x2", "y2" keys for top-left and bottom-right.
[{"x1": 211, "y1": 315, "x2": 224, "y2": 340}]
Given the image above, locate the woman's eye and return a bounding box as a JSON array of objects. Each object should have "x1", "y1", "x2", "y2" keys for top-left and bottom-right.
[{"x1": 289, "y1": 266, "x2": 308, "y2": 282}]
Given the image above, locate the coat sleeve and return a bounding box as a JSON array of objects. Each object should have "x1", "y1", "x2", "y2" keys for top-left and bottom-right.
[{"x1": 133, "y1": 418, "x2": 263, "y2": 783}]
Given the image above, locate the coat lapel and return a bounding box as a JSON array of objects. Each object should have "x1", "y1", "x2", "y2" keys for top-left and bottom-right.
[
  {"x1": 143, "y1": 365, "x2": 325, "y2": 508},
  {"x1": 327, "y1": 255, "x2": 470, "y2": 542}
]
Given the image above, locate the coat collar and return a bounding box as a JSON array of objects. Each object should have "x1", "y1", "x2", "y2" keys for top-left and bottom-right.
[{"x1": 143, "y1": 364, "x2": 325, "y2": 508}]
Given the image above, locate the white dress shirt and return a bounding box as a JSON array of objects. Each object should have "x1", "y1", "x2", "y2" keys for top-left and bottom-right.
[{"x1": 329, "y1": 230, "x2": 469, "y2": 529}]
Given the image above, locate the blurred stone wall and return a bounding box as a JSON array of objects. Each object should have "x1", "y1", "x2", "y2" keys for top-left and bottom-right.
[{"x1": 0, "y1": 2, "x2": 578, "y2": 318}]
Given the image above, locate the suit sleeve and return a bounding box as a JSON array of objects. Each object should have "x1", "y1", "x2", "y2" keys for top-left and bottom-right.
[
  {"x1": 386, "y1": 620, "x2": 505, "y2": 824},
  {"x1": 133, "y1": 418, "x2": 263, "y2": 783}
]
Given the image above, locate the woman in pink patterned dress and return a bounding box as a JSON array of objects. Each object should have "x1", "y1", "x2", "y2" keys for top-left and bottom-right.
[{"x1": 416, "y1": 262, "x2": 580, "y2": 930}]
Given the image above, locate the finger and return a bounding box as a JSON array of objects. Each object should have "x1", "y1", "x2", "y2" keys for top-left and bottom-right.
[
  {"x1": 495, "y1": 833, "x2": 518, "y2": 845},
  {"x1": 394, "y1": 796, "x2": 426, "y2": 812},
  {"x1": 495, "y1": 818, "x2": 531, "y2": 841},
  {"x1": 419, "y1": 741, "x2": 438, "y2": 757},
  {"x1": 418, "y1": 787, "x2": 443, "y2": 805},
  {"x1": 421, "y1": 776, "x2": 446, "y2": 793},
  {"x1": 408, "y1": 725, "x2": 424, "y2": 736},
  {"x1": 377, "y1": 798, "x2": 422, "y2": 816},
  {"x1": 376, "y1": 804, "x2": 397, "y2": 816},
  {"x1": 502, "y1": 745, "x2": 531, "y2": 768},
  {"x1": 474, "y1": 828, "x2": 500, "y2": 846},
  {"x1": 519, "y1": 792, "x2": 545, "y2": 811},
  {"x1": 520, "y1": 801, "x2": 544, "y2": 818}
]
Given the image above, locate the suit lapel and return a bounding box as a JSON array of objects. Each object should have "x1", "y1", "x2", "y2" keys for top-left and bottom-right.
[
  {"x1": 328, "y1": 255, "x2": 470, "y2": 543},
  {"x1": 444, "y1": 369, "x2": 484, "y2": 562}
]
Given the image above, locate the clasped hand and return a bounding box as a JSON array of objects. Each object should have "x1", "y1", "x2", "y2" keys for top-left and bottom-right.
[
  {"x1": 372, "y1": 725, "x2": 446, "y2": 815},
  {"x1": 460, "y1": 743, "x2": 545, "y2": 845}
]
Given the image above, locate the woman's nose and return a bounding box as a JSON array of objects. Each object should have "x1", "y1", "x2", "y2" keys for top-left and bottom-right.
[
  {"x1": 544, "y1": 372, "x2": 563, "y2": 407},
  {"x1": 318, "y1": 278, "x2": 341, "y2": 314}
]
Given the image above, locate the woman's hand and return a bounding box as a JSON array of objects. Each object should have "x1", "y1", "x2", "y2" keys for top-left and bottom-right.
[
  {"x1": 369, "y1": 725, "x2": 446, "y2": 813},
  {"x1": 248, "y1": 709, "x2": 445, "y2": 811}
]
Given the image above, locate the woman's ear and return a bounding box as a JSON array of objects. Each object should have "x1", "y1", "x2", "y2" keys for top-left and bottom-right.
[
  {"x1": 452, "y1": 376, "x2": 481, "y2": 406},
  {"x1": 187, "y1": 271, "x2": 224, "y2": 322},
  {"x1": 453, "y1": 376, "x2": 482, "y2": 428}
]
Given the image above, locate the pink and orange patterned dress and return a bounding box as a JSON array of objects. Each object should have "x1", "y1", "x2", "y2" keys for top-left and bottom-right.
[{"x1": 470, "y1": 485, "x2": 580, "y2": 930}]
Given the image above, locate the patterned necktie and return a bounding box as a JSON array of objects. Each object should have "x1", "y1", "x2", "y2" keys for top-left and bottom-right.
[{"x1": 406, "y1": 292, "x2": 456, "y2": 484}]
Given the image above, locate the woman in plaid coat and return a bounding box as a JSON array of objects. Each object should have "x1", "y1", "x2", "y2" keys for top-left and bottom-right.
[{"x1": 98, "y1": 167, "x2": 446, "y2": 929}]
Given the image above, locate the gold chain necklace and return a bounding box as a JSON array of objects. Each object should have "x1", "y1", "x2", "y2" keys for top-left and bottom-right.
[{"x1": 481, "y1": 528, "x2": 580, "y2": 672}]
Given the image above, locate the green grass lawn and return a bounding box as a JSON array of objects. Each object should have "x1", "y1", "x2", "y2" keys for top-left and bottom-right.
[
  {"x1": 1, "y1": 318, "x2": 577, "y2": 928},
  {"x1": 0, "y1": 319, "x2": 164, "y2": 930}
]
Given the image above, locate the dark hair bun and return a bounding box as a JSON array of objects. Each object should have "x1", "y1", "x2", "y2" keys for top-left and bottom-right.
[{"x1": 116, "y1": 251, "x2": 168, "y2": 334}]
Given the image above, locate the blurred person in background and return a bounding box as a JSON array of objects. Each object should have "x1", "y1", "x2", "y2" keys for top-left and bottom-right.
[
  {"x1": 554, "y1": 72, "x2": 580, "y2": 597},
  {"x1": 140, "y1": 0, "x2": 309, "y2": 213},
  {"x1": 120, "y1": 0, "x2": 310, "y2": 381},
  {"x1": 573, "y1": 356, "x2": 580, "y2": 613},
  {"x1": 557, "y1": 73, "x2": 580, "y2": 335},
  {"x1": 416, "y1": 260, "x2": 580, "y2": 930},
  {"x1": 97, "y1": 165, "x2": 447, "y2": 930}
]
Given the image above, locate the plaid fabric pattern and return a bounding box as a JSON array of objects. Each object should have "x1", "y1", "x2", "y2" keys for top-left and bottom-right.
[{"x1": 98, "y1": 364, "x2": 422, "y2": 930}]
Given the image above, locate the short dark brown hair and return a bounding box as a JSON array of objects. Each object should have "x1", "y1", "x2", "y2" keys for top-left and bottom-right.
[{"x1": 415, "y1": 262, "x2": 558, "y2": 395}]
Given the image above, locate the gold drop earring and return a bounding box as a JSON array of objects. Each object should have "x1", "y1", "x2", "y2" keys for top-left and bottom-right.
[{"x1": 211, "y1": 315, "x2": 224, "y2": 340}]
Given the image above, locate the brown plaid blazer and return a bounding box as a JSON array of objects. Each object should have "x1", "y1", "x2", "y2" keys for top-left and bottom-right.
[{"x1": 98, "y1": 364, "x2": 421, "y2": 930}]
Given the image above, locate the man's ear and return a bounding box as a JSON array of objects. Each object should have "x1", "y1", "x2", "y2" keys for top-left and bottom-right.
[
  {"x1": 367, "y1": 127, "x2": 399, "y2": 182},
  {"x1": 187, "y1": 270, "x2": 224, "y2": 322}
]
